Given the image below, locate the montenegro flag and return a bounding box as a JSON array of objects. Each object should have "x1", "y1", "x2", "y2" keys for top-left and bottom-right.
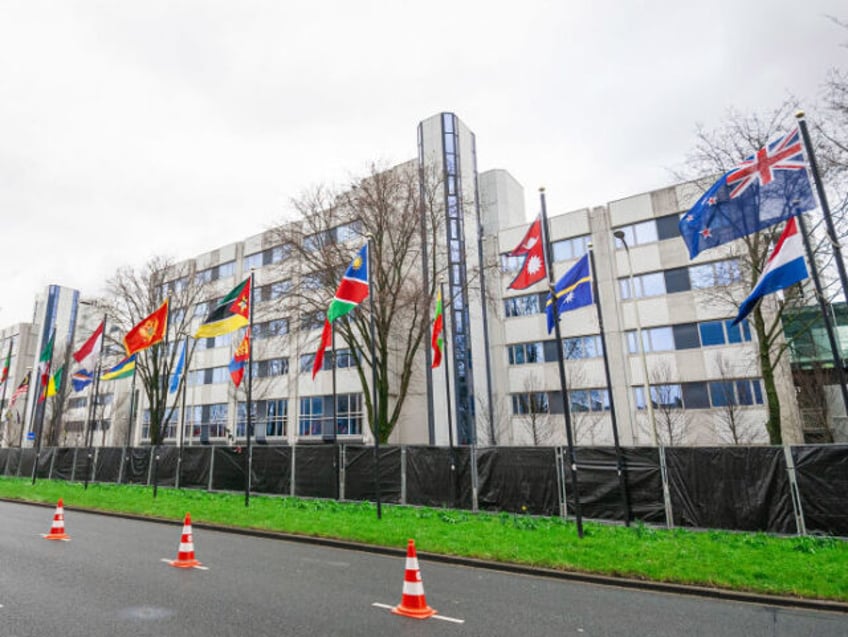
[{"x1": 124, "y1": 299, "x2": 169, "y2": 355}]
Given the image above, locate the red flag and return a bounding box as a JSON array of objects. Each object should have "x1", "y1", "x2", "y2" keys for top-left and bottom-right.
[
  {"x1": 311, "y1": 319, "x2": 333, "y2": 379},
  {"x1": 73, "y1": 321, "x2": 104, "y2": 370},
  {"x1": 123, "y1": 300, "x2": 169, "y2": 355},
  {"x1": 229, "y1": 329, "x2": 251, "y2": 388},
  {"x1": 431, "y1": 290, "x2": 444, "y2": 368},
  {"x1": 508, "y1": 217, "x2": 546, "y2": 290}
]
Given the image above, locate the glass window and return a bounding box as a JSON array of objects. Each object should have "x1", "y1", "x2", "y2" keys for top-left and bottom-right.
[
  {"x1": 736, "y1": 380, "x2": 754, "y2": 406},
  {"x1": 699, "y1": 321, "x2": 725, "y2": 346},
  {"x1": 682, "y1": 382, "x2": 710, "y2": 409},
  {"x1": 672, "y1": 323, "x2": 700, "y2": 350},
  {"x1": 217, "y1": 261, "x2": 235, "y2": 279},
  {"x1": 552, "y1": 235, "x2": 589, "y2": 262},
  {"x1": 664, "y1": 268, "x2": 691, "y2": 294},
  {"x1": 299, "y1": 396, "x2": 324, "y2": 436},
  {"x1": 640, "y1": 272, "x2": 666, "y2": 297},
  {"x1": 651, "y1": 384, "x2": 683, "y2": 408},
  {"x1": 656, "y1": 214, "x2": 681, "y2": 241},
  {"x1": 300, "y1": 354, "x2": 315, "y2": 373},
  {"x1": 709, "y1": 381, "x2": 736, "y2": 407},
  {"x1": 243, "y1": 252, "x2": 263, "y2": 271},
  {"x1": 504, "y1": 294, "x2": 541, "y2": 317}
]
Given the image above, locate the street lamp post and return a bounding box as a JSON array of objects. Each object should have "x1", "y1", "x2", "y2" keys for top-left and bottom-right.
[{"x1": 613, "y1": 231, "x2": 659, "y2": 446}]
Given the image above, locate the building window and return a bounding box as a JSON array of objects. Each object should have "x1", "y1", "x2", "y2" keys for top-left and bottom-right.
[
  {"x1": 504, "y1": 293, "x2": 544, "y2": 317},
  {"x1": 508, "y1": 342, "x2": 544, "y2": 365},
  {"x1": 709, "y1": 379, "x2": 764, "y2": 407},
  {"x1": 627, "y1": 327, "x2": 675, "y2": 353},
  {"x1": 569, "y1": 388, "x2": 610, "y2": 412},
  {"x1": 335, "y1": 393, "x2": 363, "y2": 435},
  {"x1": 243, "y1": 245, "x2": 291, "y2": 271},
  {"x1": 619, "y1": 271, "x2": 666, "y2": 299},
  {"x1": 564, "y1": 335, "x2": 603, "y2": 359},
  {"x1": 68, "y1": 397, "x2": 87, "y2": 409},
  {"x1": 613, "y1": 220, "x2": 658, "y2": 247},
  {"x1": 299, "y1": 354, "x2": 315, "y2": 373},
  {"x1": 511, "y1": 392, "x2": 550, "y2": 415},
  {"x1": 254, "y1": 318, "x2": 289, "y2": 339},
  {"x1": 690, "y1": 259, "x2": 741, "y2": 289},
  {"x1": 299, "y1": 396, "x2": 324, "y2": 435},
  {"x1": 552, "y1": 235, "x2": 590, "y2": 262},
  {"x1": 300, "y1": 311, "x2": 325, "y2": 332}
]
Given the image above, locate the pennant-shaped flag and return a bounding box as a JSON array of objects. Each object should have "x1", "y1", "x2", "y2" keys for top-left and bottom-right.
[
  {"x1": 431, "y1": 290, "x2": 444, "y2": 368},
  {"x1": 508, "y1": 216, "x2": 547, "y2": 290},
  {"x1": 545, "y1": 253, "x2": 593, "y2": 333},
  {"x1": 195, "y1": 277, "x2": 250, "y2": 338},
  {"x1": 229, "y1": 329, "x2": 250, "y2": 388},
  {"x1": 732, "y1": 217, "x2": 809, "y2": 325},
  {"x1": 101, "y1": 354, "x2": 137, "y2": 381},
  {"x1": 169, "y1": 339, "x2": 187, "y2": 394},
  {"x1": 71, "y1": 369, "x2": 94, "y2": 392},
  {"x1": 124, "y1": 300, "x2": 168, "y2": 355}
]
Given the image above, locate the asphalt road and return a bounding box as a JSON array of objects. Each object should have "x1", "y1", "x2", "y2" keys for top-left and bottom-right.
[{"x1": 0, "y1": 501, "x2": 845, "y2": 637}]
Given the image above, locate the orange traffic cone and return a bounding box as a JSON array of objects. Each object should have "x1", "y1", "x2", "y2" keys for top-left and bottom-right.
[
  {"x1": 167, "y1": 513, "x2": 202, "y2": 568},
  {"x1": 42, "y1": 498, "x2": 70, "y2": 541},
  {"x1": 392, "y1": 539, "x2": 436, "y2": 620}
]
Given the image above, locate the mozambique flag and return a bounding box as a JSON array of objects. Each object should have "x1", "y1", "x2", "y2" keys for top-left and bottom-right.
[
  {"x1": 431, "y1": 290, "x2": 444, "y2": 368},
  {"x1": 124, "y1": 300, "x2": 169, "y2": 355},
  {"x1": 195, "y1": 277, "x2": 250, "y2": 338},
  {"x1": 101, "y1": 354, "x2": 137, "y2": 381},
  {"x1": 312, "y1": 244, "x2": 369, "y2": 379},
  {"x1": 46, "y1": 366, "x2": 63, "y2": 398}
]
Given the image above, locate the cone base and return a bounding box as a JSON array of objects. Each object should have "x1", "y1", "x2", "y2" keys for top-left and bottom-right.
[
  {"x1": 168, "y1": 558, "x2": 202, "y2": 568},
  {"x1": 392, "y1": 604, "x2": 437, "y2": 620},
  {"x1": 42, "y1": 532, "x2": 70, "y2": 541}
]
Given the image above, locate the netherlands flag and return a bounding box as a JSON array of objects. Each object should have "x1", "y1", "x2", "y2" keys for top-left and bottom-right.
[{"x1": 732, "y1": 216, "x2": 808, "y2": 325}]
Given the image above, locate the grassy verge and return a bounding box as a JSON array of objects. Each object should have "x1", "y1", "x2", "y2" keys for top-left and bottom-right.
[{"x1": 2, "y1": 477, "x2": 846, "y2": 602}]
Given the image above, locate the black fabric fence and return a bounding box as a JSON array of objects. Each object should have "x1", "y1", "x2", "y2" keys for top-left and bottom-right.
[{"x1": 2, "y1": 443, "x2": 846, "y2": 537}]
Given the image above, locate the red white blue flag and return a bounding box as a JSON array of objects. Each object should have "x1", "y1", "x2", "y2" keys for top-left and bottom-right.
[{"x1": 732, "y1": 217, "x2": 808, "y2": 325}]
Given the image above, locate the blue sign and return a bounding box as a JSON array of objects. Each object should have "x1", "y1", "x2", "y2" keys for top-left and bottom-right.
[{"x1": 26, "y1": 431, "x2": 35, "y2": 441}]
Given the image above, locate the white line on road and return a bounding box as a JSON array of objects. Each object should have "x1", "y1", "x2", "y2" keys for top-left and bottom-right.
[{"x1": 371, "y1": 602, "x2": 465, "y2": 624}]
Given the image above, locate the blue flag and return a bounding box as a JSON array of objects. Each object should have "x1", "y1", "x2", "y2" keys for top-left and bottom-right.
[
  {"x1": 169, "y1": 339, "x2": 187, "y2": 394},
  {"x1": 71, "y1": 369, "x2": 93, "y2": 392},
  {"x1": 679, "y1": 129, "x2": 816, "y2": 259},
  {"x1": 545, "y1": 253, "x2": 593, "y2": 333}
]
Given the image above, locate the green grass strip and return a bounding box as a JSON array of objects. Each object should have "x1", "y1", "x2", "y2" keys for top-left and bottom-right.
[{"x1": 2, "y1": 477, "x2": 846, "y2": 601}]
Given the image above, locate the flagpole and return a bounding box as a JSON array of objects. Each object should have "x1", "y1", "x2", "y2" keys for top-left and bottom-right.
[
  {"x1": 152, "y1": 298, "x2": 171, "y2": 500},
  {"x1": 366, "y1": 237, "x2": 382, "y2": 520},
  {"x1": 330, "y1": 321, "x2": 340, "y2": 499},
  {"x1": 83, "y1": 356, "x2": 103, "y2": 490},
  {"x1": 32, "y1": 328, "x2": 56, "y2": 485},
  {"x1": 124, "y1": 362, "x2": 137, "y2": 480},
  {"x1": 587, "y1": 245, "x2": 632, "y2": 526},
  {"x1": 0, "y1": 338, "x2": 13, "y2": 447},
  {"x1": 795, "y1": 214, "x2": 848, "y2": 419},
  {"x1": 440, "y1": 281, "x2": 456, "y2": 507},
  {"x1": 539, "y1": 188, "x2": 584, "y2": 538},
  {"x1": 244, "y1": 271, "x2": 255, "y2": 507},
  {"x1": 177, "y1": 337, "x2": 188, "y2": 489},
  {"x1": 796, "y1": 112, "x2": 848, "y2": 306}
]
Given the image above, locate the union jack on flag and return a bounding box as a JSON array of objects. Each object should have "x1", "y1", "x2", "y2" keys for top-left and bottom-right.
[{"x1": 679, "y1": 128, "x2": 817, "y2": 259}]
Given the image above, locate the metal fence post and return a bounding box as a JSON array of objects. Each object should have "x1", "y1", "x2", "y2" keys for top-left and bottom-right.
[
  {"x1": 658, "y1": 445, "x2": 674, "y2": 529},
  {"x1": 783, "y1": 445, "x2": 807, "y2": 536},
  {"x1": 555, "y1": 446, "x2": 568, "y2": 520},
  {"x1": 290, "y1": 444, "x2": 296, "y2": 497},
  {"x1": 207, "y1": 447, "x2": 215, "y2": 491},
  {"x1": 400, "y1": 445, "x2": 407, "y2": 506},
  {"x1": 48, "y1": 448, "x2": 57, "y2": 480},
  {"x1": 339, "y1": 444, "x2": 346, "y2": 501}
]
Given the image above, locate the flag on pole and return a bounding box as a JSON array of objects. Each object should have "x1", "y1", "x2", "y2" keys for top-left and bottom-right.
[
  {"x1": 124, "y1": 300, "x2": 169, "y2": 355},
  {"x1": 679, "y1": 129, "x2": 817, "y2": 259},
  {"x1": 169, "y1": 339, "x2": 187, "y2": 394},
  {"x1": 0, "y1": 341, "x2": 11, "y2": 385},
  {"x1": 46, "y1": 366, "x2": 63, "y2": 398},
  {"x1": 507, "y1": 216, "x2": 547, "y2": 290},
  {"x1": 545, "y1": 253, "x2": 593, "y2": 333},
  {"x1": 71, "y1": 369, "x2": 94, "y2": 392},
  {"x1": 10, "y1": 371, "x2": 30, "y2": 406},
  {"x1": 194, "y1": 277, "x2": 250, "y2": 338},
  {"x1": 431, "y1": 290, "x2": 444, "y2": 368},
  {"x1": 37, "y1": 332, "x2": 55, "y2": 402},
  {"x1": 732, "y1": 217, "x2": 809, "y2": 325},
  {"x1": 73, "y1": 321, "x2": 104, "y2": 370},
  {"x1": 100, "y1": 354, "x2": 137, "y2": 381},
  {"x1": 312, "y1": 244, "x2": 370, "y2": 379},
  {"x1": 229, "y1": 329, "x2": 250, "y2": 388}
]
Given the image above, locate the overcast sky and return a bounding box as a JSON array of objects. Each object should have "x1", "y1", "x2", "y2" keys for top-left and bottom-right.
[{"x1": 0, "y1": 1, "x2": 844, "y2": 327}]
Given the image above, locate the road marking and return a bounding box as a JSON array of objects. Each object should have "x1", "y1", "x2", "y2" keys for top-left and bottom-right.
[{"x1": 371, "y1": 602, "x2": 465, "y2": 624}]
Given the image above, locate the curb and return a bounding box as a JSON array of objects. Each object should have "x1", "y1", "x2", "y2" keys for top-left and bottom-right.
[{"x1": 7, "y1": 497, "x2": 847, "y2": 615}]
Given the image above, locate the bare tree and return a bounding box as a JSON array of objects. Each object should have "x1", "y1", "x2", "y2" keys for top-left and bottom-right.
[
  {"x1": 516, "y1": 374, "x2": 556, "y2": 446},
  {"x1": 648, "y1": 360, "x2": 690, "y2": 446},
  {"x1": 104, "y1": 256, "x2": 208, "y2": 446},
  {"x1": 794, "y1": 361, "x2": 836, "y2": 443},
  {"x1": 273, "y1": 162, "x2": 455, "y2": 443},
  {"x1": 678, "y1": 101, "x2": 823, "y2": 444},
  {"x1": 710, "y1": 353, "x2": 762, "y2": 445}
]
